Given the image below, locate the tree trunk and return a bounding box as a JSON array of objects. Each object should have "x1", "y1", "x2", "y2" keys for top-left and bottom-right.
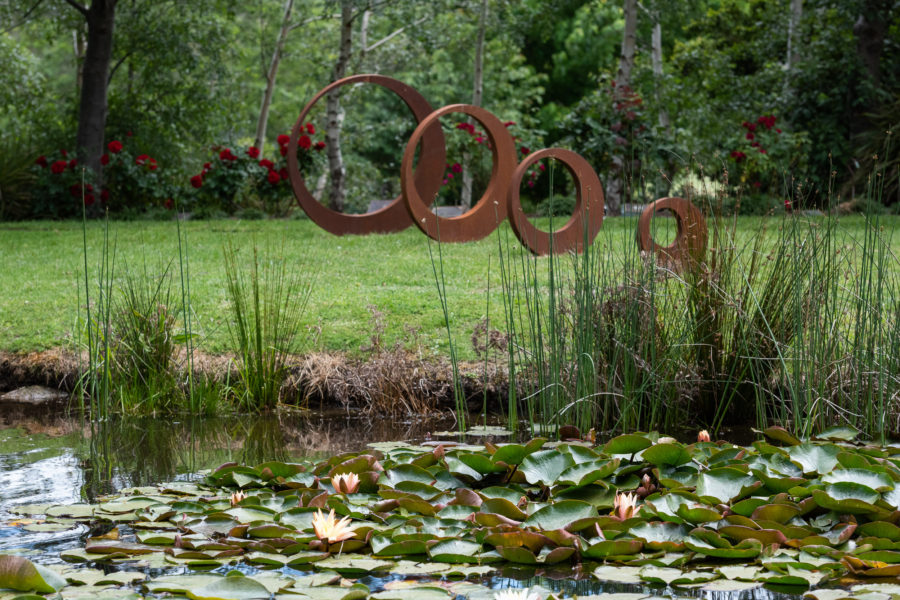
[
  {"x1": 254, "y1": 0, "x2": 295, "y2": 155},
  {"x1": 784, "y1": 0, "x2": 803, "y2": 97},
  {"x1": 75, "y1": 0, "x2": 116, "y2": 179},
  {"x1": 614, "y1": 0, "x2": 637, "y2": 90},
  {"x1": 461, "y1": 0, "x2": 488, "y2": 209},
  {"x1": 851, "y1": 0, "x2": 889, "y2": 138},
  {"x1": 325, "y1": 0, "x2": 353, "y2": 213},
  {"x1": 608, "y1": 0, "x2": 638, "y2": 215},
  {"x1": 649, "y1": 18, "x2": 668, "y2": 132}
]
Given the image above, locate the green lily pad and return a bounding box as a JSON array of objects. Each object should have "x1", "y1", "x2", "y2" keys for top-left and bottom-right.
[
  {"x1": 811, "y1": 483, "x2": 879, "y2": 514},
  {"x1": 426, "y1": 540, "x2": 482, "y2": 563},
  {"x1": 603, "y1": 434, "x2": 652, "y2": 456},
  {"x1": 643, "y1": 443, "x2": 692, "y2": 466},
  {"x1": 0, "y1": 556, "x2": 67, "y2": 593},
  {"x1": 523, "y1": 500, "x2": 596, "y2": 531},
  {"x1": 789, "y1": 443, "x2": 841, "y2": 475},
  {"x1": 822, "y1": 468, "x2": 894, "y2": 491},
  {"x1": 695, "y1": 467, "x2": 759, "y2": 504},
  {"x1": 520, "y1": 450, "x2": 575, "y2": 486},
  {"x1": 186, "y1": 576, "x2": 273, "y2": 600}
]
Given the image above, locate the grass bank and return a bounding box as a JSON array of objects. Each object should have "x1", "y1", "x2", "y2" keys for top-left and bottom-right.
[{"x1": 1, "y1": 215, "x2": 897, "y2": 359}]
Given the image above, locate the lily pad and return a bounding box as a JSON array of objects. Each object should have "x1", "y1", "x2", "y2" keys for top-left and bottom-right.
[{"x1": 0, "y1": 556, "x2": 67, "y2": 593}]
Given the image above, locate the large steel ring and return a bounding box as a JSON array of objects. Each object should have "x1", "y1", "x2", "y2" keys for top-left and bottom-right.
[
  {"x1": 401, "y1": 104, "x2": 517, "y2": 243},
  {"x1": 507, "y1": 148, "x2": 604, "y2": 255},
  {"x1": 286, "y1": 74, "x2": 446, "y2": 235},
  {"x1": 637, "y1": 197, "x2": 707, "y2": 267}
]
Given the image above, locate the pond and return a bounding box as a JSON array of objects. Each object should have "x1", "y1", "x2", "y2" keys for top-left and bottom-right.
[{"x1": 0, "y1": 407, "x2": 866, "y2": 600}]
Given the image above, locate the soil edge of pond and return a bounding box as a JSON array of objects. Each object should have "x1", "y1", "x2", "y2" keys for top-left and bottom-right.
[{"x1": 0, "y1": 347, "x2": 510, "y2": 416}]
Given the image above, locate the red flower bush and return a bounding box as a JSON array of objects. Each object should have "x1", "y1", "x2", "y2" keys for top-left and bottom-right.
[
  {"x1": 189, "y1": 125, "x2": 323, "y2": 216},
  {"x1": 50, "y1": 160, "x2": 67, "y2": 174},
  {"x1": 730, "y1": 114, "x2": 808, "y2": 198}
]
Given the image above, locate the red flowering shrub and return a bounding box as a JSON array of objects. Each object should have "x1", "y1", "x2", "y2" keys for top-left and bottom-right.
[
  {"x1": 101, "y1": 137, "x2": 169, "y2": 211},
  {"x1": 30, "y1": 149, "x2": 93, "y2": 217},
  {"x1": 728, "y1": 114, "x2": 808, "y2": 202},
  {"x1": 439, "y1": 118, "x2": 542, "y2": 200},
  {"x1": 188, "y1": 124, "x2": 324, "y2": 216}
]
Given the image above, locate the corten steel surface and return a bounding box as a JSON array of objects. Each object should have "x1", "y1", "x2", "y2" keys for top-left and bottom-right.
[
  {"x1": 401, "y1": 104, "x2": 517, "y2": 243},
  {"x1": 286, "y1": 74, "x2": 446, "y2": 236},
  {"x1": 507, "y1": 148, "x2": 604, "y2": 255},
  {"x1": 637, "y1": 197, "x2": 708, "y2": 267}
]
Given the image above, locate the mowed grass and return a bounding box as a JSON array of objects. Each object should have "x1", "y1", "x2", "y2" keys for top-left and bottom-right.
[{"x1": 0, "y1": 215, "x2": 896, "y2": 360}]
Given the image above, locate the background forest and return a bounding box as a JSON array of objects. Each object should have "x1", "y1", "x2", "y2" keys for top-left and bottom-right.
[{"x1": 0, "y1": 0, "x2": 897, "y2": 220}]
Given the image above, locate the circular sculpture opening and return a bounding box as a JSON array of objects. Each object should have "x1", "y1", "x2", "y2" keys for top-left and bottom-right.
[
  {"x1": 637, "y1": 197, "x2": 707, "y2": 267},
  {"x1": 507, "y1": 148, "x2": 604, "y2": 255},
  {"x1": 401, "y1": 104, "x2": 516, "y2": 243},
  {"x1": 286, "y1": 74, "x2": 446, "y2": 236}
]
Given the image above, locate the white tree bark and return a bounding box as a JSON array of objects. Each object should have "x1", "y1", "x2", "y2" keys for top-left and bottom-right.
[
  {"x1": 461, "y1": 0, "x2": 488, "y2": 209},
  {"x1": 608, "y1": 0, "x2": 638, "y2": 215},
  {"x1": 614, "y1": 0, "x2": 638, "y2": 90},
  {"x1": 254, "y1": 0, "x2": 295, "y2": 155},
  {"x1": 650, "y1": 18, "x2": 669, "y2": 132},
  {"x1": 784, "y1": 0, "x2": 803, "y2": 95}
]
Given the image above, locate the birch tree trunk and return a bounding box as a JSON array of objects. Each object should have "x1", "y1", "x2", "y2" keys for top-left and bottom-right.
[
  {"x1": 461, "y1": 0, "x2": 488, "y2": 209},
  {"x1": 608, "y1": 0, "x2": 638, "y2": 215},
  {"x1": 254, "y1": 0, "x2": 295, "y2": 154},
  {"x1": 325, "y1": 0, "x2": 353, "y2": 213},
  {"x1": 784, "y1": 0, "x2": 802, "y2": 97},
  {"x1": 650, "y1": 19, "x2": 669, "y2": 132}
]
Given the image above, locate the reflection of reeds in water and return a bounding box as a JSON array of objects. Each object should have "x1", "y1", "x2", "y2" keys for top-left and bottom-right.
[{"x1": 65, "y1": 411, "x2": 457, "y2": 501}]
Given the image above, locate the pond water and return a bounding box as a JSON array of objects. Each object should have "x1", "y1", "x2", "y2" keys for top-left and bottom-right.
[{"x1": 0, "y1": 407, "x2": 808, "y2": 600}]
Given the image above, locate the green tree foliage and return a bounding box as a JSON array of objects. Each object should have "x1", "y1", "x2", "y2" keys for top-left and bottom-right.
[{"x1": 0, "y1": 0, "x2": 897, "y2": 217}]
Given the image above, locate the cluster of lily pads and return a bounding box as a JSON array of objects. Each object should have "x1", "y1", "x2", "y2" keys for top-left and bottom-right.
[{"x1": 7, "y1": 426, "x2": 900, "y2": 600}]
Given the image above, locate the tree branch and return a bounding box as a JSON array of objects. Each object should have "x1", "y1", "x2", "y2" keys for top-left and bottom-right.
[
  {"x1": 365, "y1": 15, "x2": 427, "y2": 53},
  {"x1": 61, "y1": 0, "x2": 88, "y2": 17},
  {"x1": 108, "y1": 50, "x2": 133, "y2": 84},
  {"x1": 0, "y1": 0, "x2": 46, "y2": 33},
  {"x1": 287, "y1": 13, "x2": 337, "y2": 33}
]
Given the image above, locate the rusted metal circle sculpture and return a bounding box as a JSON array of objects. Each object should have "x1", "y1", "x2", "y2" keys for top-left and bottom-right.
[
  {"x1": 287, "y1": 74, "x2": 708, "y2": 258},
  {"x1": 637, "y1": 197, "x2": 707, "y2": 267},
  {"x1": 401, "y1": 104, "x2": 517, "y2": 243},
  {"x1": 286, "y1": 74, "x2": 446, "y2": 236},
  {"x1": 507, "y1": 148, "x2": 605, "y2": 255}
]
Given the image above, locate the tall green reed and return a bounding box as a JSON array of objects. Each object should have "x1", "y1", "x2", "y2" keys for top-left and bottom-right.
[{"x1": 222, "y1": 239, "x2": 314, "y2": 410}]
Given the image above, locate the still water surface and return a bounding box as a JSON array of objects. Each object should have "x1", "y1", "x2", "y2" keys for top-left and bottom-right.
[{"x1": 0, "y1": 408, "x2": 800, "y2": 599}]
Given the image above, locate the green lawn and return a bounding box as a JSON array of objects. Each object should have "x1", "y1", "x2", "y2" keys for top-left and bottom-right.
[{"x1": 0, "y1": 215, "x2": 896, "y2": 360}]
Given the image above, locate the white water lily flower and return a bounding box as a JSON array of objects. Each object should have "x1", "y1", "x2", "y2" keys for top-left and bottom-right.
[
  {"x1": 332, "y1": 472, "x2": 360, "y2": 494},
  {"x1": 493, "y1": 588, "x2": 542, "y2": 600},
  {"x1": 612, "y1": 491, "x2": 637, "y2": 520},
  {"x1": 312, "y1": 508, "x2": 355, "y2": 544}
]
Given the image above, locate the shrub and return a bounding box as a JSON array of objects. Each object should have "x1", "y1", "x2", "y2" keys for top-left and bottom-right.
[
  {"x1": 30, "y1": 149, "x2": 93, "y2": 218},
  {"x1": 188, "y1": 125, "x2": 324, "y2": 216}
]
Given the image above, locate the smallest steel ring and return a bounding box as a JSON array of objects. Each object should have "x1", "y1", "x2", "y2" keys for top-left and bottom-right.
[
  {"x1": 637, "y1": 197, "x2": 708, "y2": 267},
  {"x1": 401, "y1": 104, "x2": 517, "y2": 243},
  {"x1": 507, "y1": 148, "x2": 604, "y2": 255}
]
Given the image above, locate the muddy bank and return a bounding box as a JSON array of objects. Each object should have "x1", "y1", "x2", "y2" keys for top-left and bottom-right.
[{"x1": 0, "y1": 348, "x2": 509, "y2": 415}]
